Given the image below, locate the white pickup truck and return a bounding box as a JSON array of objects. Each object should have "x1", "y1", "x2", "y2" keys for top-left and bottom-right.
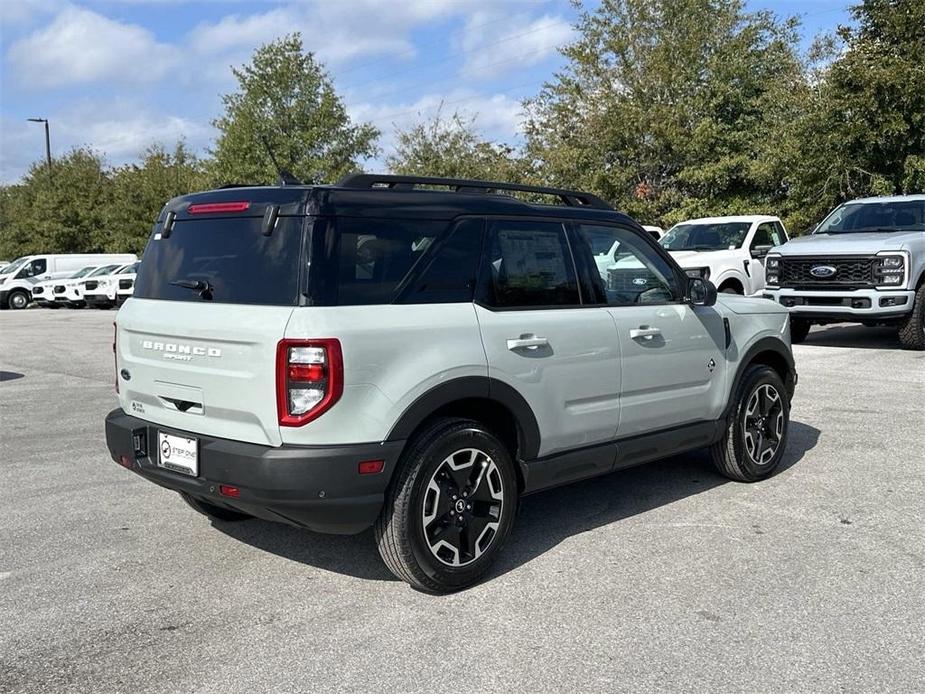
[{"x1": 658, "y1": 216, "x2": 789, "y2": 295}]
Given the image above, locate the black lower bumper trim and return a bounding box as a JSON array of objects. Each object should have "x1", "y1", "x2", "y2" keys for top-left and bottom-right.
[{"x1": 105, "y1": 408, "x2": 405, "y2": 534}]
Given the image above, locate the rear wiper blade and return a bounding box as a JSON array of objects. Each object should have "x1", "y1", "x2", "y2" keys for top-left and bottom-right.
[{"x1": 170, "y1": 279, "x2": 213, "y2": 300}]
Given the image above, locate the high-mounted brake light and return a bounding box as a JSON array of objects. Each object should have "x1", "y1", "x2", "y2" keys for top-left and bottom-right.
[
  {"x1": 276, "y1": 339, "x2": 343, "y2": 426},
  {"x1": 187, "y1": 201, "x2": 250, "y2": 215}
]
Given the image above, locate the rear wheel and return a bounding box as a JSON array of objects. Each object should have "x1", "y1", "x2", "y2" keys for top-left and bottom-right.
[
  {"x1": 179, "y1": 492, "x2": 251, "y2": 522},
  {"x1": 7, "y1": 290, "x2": 29, "y2": 310},
  {"x1": 897, "y1": 283, "x2": 925, "y2": 350},
  {"x1": 711, "y1": 365, "x2": 790, "y2": 482},
  {"x1": 789, "y1": 318, "x2": 811, "y2": 344},
  {"x1": 375, "y1": 418, "x2": 519, "y2": 593}
]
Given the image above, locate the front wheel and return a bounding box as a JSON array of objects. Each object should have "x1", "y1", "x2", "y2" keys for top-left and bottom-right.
[
  {"x1": 711, "y1": 365, "x2": 790, "y2": 482},
  {"x1": 375, "y1": 418, "x2": 519, "y2": 593},
  {"x1": 7, "y1": 290, "x2": 29, "y2": 310},
  {"x1": 897, "y1": 283, "x2": 925, "y2": 350}
]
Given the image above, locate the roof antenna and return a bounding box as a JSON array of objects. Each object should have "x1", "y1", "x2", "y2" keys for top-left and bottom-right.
[{"x1": 260, "y1": 135, "x2": 302, "y2": 186}]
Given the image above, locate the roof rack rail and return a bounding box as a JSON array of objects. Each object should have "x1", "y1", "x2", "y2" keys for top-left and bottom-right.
[{"x1": 335, "y1": 174, "x2": 612, "y2": 210}]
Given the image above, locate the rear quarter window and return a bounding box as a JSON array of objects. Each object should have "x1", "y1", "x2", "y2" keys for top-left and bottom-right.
[{"x1": 133, "y1": 216, "x2": 304, "y2": 306}]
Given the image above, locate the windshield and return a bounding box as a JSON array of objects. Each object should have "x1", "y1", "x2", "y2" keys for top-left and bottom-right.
[
  {"x1": 117, "y1": 262, "x2": 140, "y2": 274},
  {"x1": 89, "y1": 265, "x2": 119, "y2": 277},
  {"x1": 70, "y1": 266, "x2": 98, "y2": 279},
  {"x1": 815, "y1": 199, "x2": 925, "y2": 233},
  {"x1": 1, "y1": 257, "x2": 30, "y2": 275},
  {"x1": 660, "y1": 222, "x2": 751, "y2": 251}
]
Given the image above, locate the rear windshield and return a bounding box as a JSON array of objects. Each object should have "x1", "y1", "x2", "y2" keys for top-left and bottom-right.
[{"x1": 134, "y1": 216, "x2": 303, "y2": 305}]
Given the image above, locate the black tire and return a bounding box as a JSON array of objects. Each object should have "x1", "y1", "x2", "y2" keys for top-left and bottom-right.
[
  {"x1": 897, "y1": 282, "x2": 925, "y2": 350},
  {"x1": 179, "y1": 492, "x2": 251, "y2": 522},
  {"x1": 721, "y1": 286, "x2": 742, "y2": 295},
  {"x1": 375, "y1": 418, "x2": 519, "y2": 593},
  {"x1": 711, "y1": 365, "x2": 790, "y2": 482},
  {"x1": 7, "y1": 290, "x2": 29, "y2": 310},
  {"x1": 789, "y1": 318, "x2": 811, "y2": 344}
]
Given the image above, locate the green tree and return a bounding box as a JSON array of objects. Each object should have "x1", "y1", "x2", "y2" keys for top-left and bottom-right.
[
  {"x1": 387, "y1": 109, "x2": 530, "y2": 183},
  {"x1": 105, "y1": 141, "x2": 207, "y2": 254},
  {"x1": 0, "y1": 148, "x2": 112, "y2": 258},
  {"x1": 210, "y1": 34, "x2": 380, "y2": 186},
  {"x1": 523, "y1": 0, "x2": 806, "y2": 227},
  {"x1": 785, "y1": 0, "x2": 925, "y2": 231}
]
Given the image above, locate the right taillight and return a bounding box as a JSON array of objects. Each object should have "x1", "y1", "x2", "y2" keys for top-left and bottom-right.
[{"x1": 276, "y1": 338, "x2": 343, "y2": 426}]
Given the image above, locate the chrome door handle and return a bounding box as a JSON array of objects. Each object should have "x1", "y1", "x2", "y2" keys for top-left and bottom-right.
[
  {"x1": 507, "y1": 335, "x2": 549, "y2": 350},
  {"x1": 629, "y1": 326, "x2": 661, "y2": 340}
]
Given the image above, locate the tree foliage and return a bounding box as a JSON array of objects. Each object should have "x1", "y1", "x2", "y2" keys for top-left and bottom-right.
[
  {"x1": 523, "y1": 0, "x2": 806, "y2": 227},
  {"x1": 387, "y1": 109, "x2": 530, "y2": 183},
  {"x1": 209, "y1": 34, "x2": 380, "y2": 186}
]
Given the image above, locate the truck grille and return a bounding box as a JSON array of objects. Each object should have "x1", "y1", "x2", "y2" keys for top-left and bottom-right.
[
  {"x1": 607, "y1": 268, "x2": 660, "y2": 292},
  {"x1": 84, "y1": 281, "x2": 98, "y2": 290},
  {"x1": 780, "y1": 256, "x2": 876, "y2": 288}
]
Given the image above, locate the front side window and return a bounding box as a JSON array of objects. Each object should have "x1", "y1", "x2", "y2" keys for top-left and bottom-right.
[
  {"x1": 752, "y1": 222, "x2": 784, "y2": 248},
  {"x1": 17, "y1": 258, "x2": 46, "y2": 278},
  {"x1": 479, "y1": 220, "x2": 580, "y2": 308},
  {"x1": 572, "y1": 224, "x2": 680, "y2": 306},
  {"x1": 661, "y1": 222, "x2": 751, "y2": 251}
]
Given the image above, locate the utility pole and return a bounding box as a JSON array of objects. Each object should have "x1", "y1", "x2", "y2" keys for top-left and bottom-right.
[{"x1": 27, "y1": 118, "x2": 52, "y2": 169}]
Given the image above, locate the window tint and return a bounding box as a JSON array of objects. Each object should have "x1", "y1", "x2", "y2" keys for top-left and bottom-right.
[
  {"x1": 751, "y1": 223, "x2": 780, "y2": 247},
  {"x1": 397, "y1": 219, "x2": 482, "y2": 304},
  {"x1": 572, "y1": 224, "x2": 679, "y2": 306},
  {"x1": 313, "y1": 218, "x2": 443, "y2": 306},
  {"x1": 480, "y1": 220, "x2": 579, "y2": 308},
  {"x1": 134, "y1": 216, "x2": 303, "y2": 306}
]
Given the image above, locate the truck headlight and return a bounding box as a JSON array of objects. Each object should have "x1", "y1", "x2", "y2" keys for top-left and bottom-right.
[
  {"x1": 875, "y1": 254, "x2": 906, "y2": 287},
  {"x1": 684, "y1": 267, "x2": 710, "y2": 281},
  {"x1": 765, "y1": 255, "x2": 780, "y2": 286}
]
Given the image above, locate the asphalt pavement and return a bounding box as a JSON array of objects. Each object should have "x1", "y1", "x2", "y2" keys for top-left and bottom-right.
[{"x1": 1, "y1": 308, "x2": 923, "y2": 693}]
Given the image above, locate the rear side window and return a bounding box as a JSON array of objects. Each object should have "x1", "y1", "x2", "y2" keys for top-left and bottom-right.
[
  {"x1": 310, "y1": 218, "x2": 445, "y2": 306},
  {"x1": 396, "y1": 219, "x2": 483, "y2": 304},
  {"x1": 134, "y1": 216, "x2": 303, "y2": 305},
  {"x1": 479, "y1": 220, "x2": 580, "y2": 308}
]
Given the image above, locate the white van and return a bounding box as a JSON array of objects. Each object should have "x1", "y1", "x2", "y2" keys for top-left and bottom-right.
[{"x1": 0, "y1": 253, "x2": 137, "y2": 310}]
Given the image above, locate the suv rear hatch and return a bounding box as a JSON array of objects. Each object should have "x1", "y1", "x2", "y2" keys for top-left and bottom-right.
[{"x1": 115, "y1": 192, "x2": 307, "y2": 446}]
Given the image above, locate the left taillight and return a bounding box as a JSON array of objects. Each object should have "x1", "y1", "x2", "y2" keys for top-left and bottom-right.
[
  {"x1": 113, "y1": 321, "x2": 118, "y2": 393},
  {"x1": 276, "y1": 339, "x2": 343, "y2": 427}
]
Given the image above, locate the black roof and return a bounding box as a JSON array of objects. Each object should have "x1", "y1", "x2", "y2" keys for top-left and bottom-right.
[{"x1": 159, "y1": 174, "x2": 638, "y2": 227}]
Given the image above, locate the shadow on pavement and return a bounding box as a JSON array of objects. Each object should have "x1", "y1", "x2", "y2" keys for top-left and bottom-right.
[
  {"x1": 215, "y1": 420, "x2": 821, "y2": 586},
  {"x1": 804, "y1": 324, "x2": 903, "y2": 350}
]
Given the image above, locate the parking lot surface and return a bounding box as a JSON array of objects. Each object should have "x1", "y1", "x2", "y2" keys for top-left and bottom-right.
[{"x1": 1, "y1": 309, "x2": 923, "y2": 693}]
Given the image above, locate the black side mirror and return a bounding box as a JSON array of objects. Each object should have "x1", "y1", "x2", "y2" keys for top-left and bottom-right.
[
  {"x1": 751, "y1": 244, "x2": 772, "y2": 259},
  {"x1": 688, "y1": 277, "x2": 717, "y2": 306}
]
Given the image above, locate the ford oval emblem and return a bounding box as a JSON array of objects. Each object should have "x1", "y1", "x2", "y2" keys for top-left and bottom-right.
[
  {"x1": 810, "y1": 265, "x2": 837, "y2": 278},
  {"x1": 632, "y1": 277, "x2": 648, "y2": 285}
]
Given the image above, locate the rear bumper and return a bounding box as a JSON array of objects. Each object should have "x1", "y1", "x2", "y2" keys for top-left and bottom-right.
[
  {"x1": 105, "y1": 408, "x2": 405, "y2": 534},
  {"x1": 764, "y1": 287, "x2": 914, "y2": 321}
]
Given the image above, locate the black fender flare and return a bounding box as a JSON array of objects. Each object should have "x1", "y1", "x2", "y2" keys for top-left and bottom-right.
[
  {"x1": 725, "y1": 336, "x2": 796, "y2": 419},
  {"x1": 385, "y1": 376, "x2": 541, "y2": 460}
]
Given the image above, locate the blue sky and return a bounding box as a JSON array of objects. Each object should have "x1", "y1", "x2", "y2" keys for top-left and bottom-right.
[{"x1": 0, "y1": 0, "x2": 850, "y2": 183}]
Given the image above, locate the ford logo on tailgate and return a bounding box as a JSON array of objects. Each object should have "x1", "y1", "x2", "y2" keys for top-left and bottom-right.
[{"x1": 810, "y1": 265, "x2": 837, "y2": 278}]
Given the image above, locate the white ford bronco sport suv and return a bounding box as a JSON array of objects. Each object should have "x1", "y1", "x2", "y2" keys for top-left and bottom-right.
[
  {"x1": 105, "y1": 174, "x2": 797, "y2": 592},
  {"x1": 659, "y1": 216, "x2": 789, "y2": 295},
  {"x1": 763, "y1": 195, "x2": 925, "y2": 349}
]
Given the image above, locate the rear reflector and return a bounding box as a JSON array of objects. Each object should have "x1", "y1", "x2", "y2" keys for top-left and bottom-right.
[
  {"x1": 187, "y1": 201, "x2": 250, "y2": 215},
  {"x1": 219, "y1": 485, "x2": 241, "y2": 498},
  {"x1": 358, "y1": 460, "x2": 384, "y2": 475}
]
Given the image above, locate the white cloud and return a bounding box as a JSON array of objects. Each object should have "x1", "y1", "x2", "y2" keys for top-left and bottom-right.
[
  {"x1": 458, "y1": 11, "x2": 574, "y2": 79},
  {"x1": 7, "y1": 6, "x2": 176, "y2": 88}
]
